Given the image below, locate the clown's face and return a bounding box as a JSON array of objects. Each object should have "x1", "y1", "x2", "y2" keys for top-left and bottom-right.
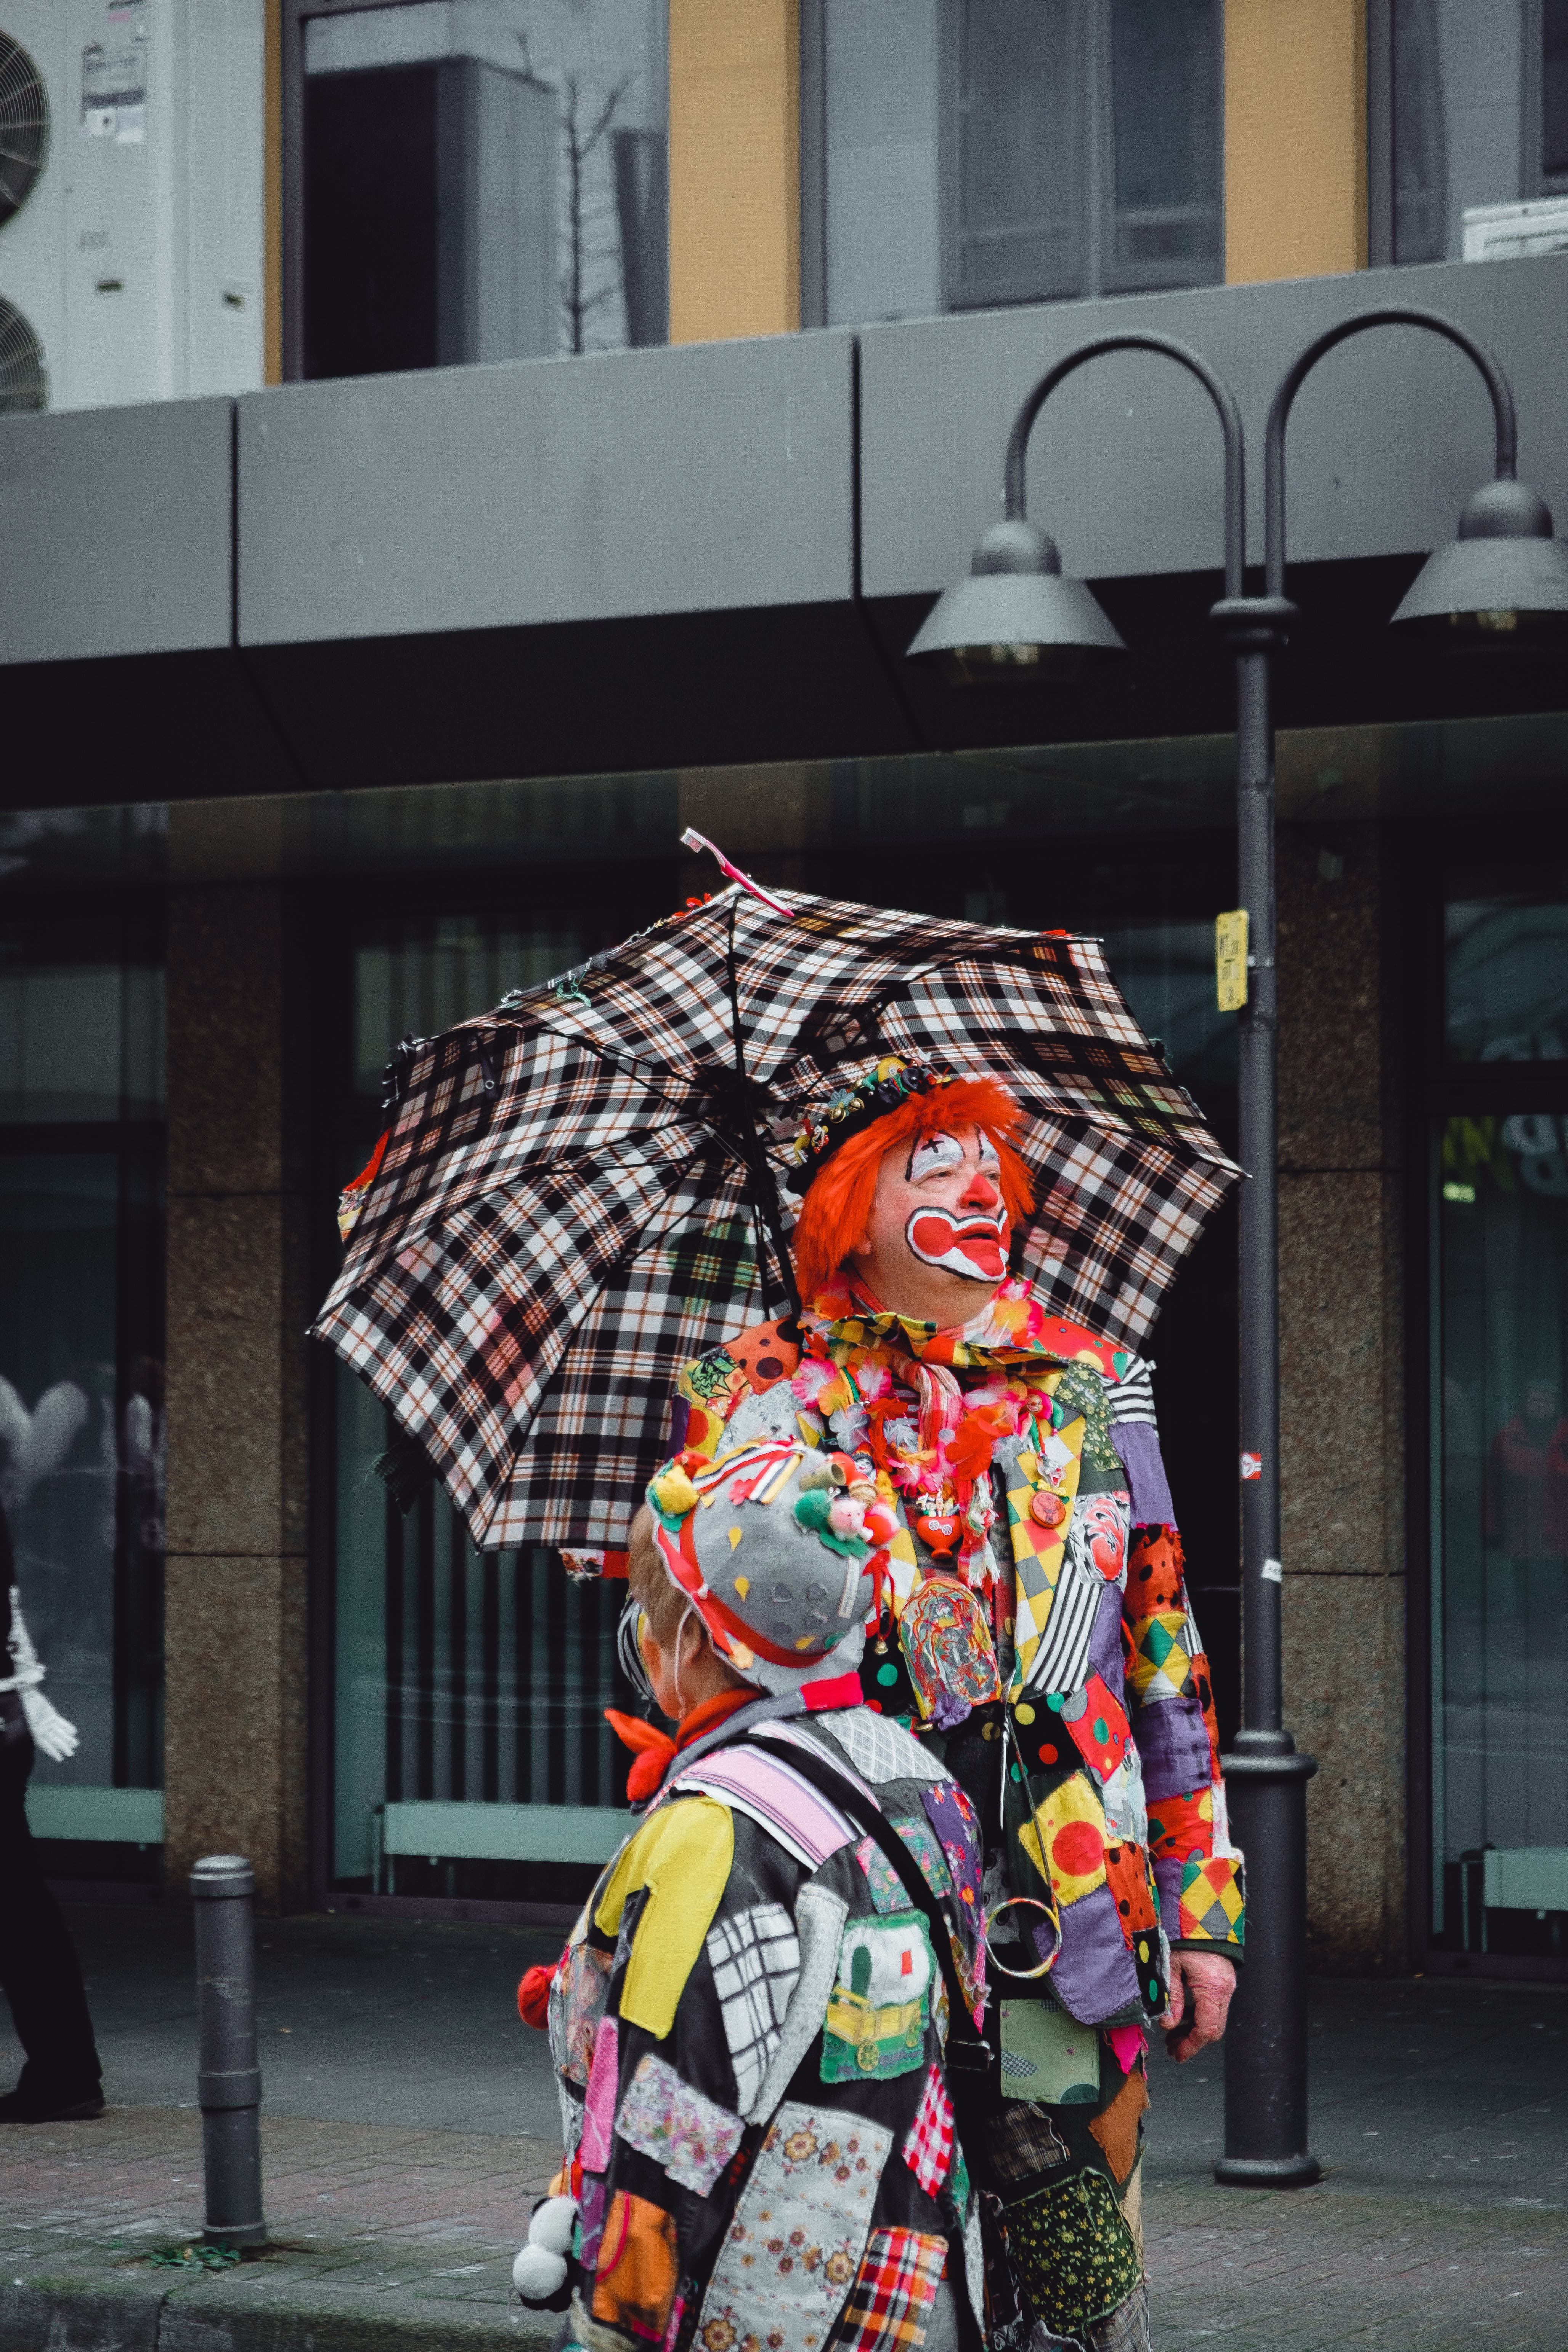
[{"x1": 847, "y1": 1122, "x2": 1009, "y2": 1329}]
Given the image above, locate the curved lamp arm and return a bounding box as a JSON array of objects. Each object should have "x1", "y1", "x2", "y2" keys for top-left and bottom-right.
[
  {"x1": 1002, "y1": 330, "x2": 1246, "y2": 600},
  {"x1": 1264, "y1": 303, "x2": 1518, "y2": 598}
]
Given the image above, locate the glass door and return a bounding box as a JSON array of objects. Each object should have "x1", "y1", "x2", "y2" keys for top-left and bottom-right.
[{"x1": 1434, "y1": 891, "x2": 1568, "y2": 1957}]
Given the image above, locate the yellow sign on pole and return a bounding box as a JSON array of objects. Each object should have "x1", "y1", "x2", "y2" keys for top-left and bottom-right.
[{"x1": 1216, "y1": 909, "x2": 1249, "y2": 1010}]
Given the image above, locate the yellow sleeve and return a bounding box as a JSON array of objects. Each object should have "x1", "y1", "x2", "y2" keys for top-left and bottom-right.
[{"x1": 593, "y1": 1793, "x2": 735, "y2": 2037}]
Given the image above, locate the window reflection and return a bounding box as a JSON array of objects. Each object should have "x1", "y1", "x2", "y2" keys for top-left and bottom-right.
[
  {"x1": 0, "y1": 1158, "x2": 164, "y2": 1795},
  {"x1": 301, "y1": 0, "x2": 669, "y2": 376},
  {"x1": 1446, "y1": 897, "x2": 1568, "y2": 1063},
  {"x1": 1438, "y1": 1111, "x2": 1568, "y2": 1956},
  {"x1": 0, "y1": 865, "x2": 166, "y2": 1824}
]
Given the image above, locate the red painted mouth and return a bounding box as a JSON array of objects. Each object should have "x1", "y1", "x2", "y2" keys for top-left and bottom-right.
[{"x1": 906, "y1": 1208, "x2": 1008, "y2": 1281}]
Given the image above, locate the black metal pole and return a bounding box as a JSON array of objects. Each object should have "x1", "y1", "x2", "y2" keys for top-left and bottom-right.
[
  {"x1": 1210, "y1": 597, "x2": 1319, "y2": 2189},
  {"x1": 191, "y1": 1853, "x2": 267, "y2": 2246},
  {"x1": 1203, "y1": 302, "x2": 1524, "y2": 2185}
]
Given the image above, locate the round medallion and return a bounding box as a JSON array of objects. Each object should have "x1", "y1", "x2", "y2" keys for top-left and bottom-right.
[{"x1": 1030, "y1": 1490, "x2": 1067, "y2": 1528}]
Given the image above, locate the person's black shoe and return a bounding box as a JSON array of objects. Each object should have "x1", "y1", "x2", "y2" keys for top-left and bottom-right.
[{"x1": 0, "y1": 2087, "x2": 105, "y2": 2122}]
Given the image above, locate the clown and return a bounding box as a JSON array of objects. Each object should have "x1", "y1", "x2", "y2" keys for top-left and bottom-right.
[{"x1": 668, "y1": 1056, "x2": 1243, "y2": 2352}]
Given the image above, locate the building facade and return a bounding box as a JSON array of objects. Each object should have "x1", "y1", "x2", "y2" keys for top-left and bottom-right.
[{"x1": 2, "y1": 0, "x2": 1566, "y2": 1988}]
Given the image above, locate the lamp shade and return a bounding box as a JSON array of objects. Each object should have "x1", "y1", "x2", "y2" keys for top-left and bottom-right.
[
  {"x1": 906, "y1": 519, "x2": 1127, "y2": 685},
  {"x1": 1391, "y1": 476, "x2": 1568, "y2": 641}
]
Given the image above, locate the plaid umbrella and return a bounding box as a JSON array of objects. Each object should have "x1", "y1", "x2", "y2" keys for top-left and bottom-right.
[{"x1": 312, "y1": 884, "x2": 1240, "y2": 1557}]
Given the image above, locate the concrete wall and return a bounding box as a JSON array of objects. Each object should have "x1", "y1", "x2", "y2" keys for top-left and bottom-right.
[
  {"x1": 161, "y1": 806, "x2": 311, "y2": 1915},
  {"x1": 1277, "y1": 820, "x2": 1408, "y2": 1973}
]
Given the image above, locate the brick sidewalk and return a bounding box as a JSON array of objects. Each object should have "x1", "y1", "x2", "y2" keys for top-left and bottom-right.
[
  {"x1": 0, "y1": 2105, "x2": 562, "y2": 2350},
  {"x1": 4, "y1": 2100, "x2": 1565, "y2": 2352}
]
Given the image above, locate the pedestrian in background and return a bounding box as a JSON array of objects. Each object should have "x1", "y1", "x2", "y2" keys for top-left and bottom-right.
[{"x1": 0, "y1": 1507, "x2": 104, "y2": 2122}]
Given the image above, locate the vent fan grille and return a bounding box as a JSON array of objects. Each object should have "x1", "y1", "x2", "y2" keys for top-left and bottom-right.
[
  {"x1": 0, "y1": 32, "x2": 49, "y2": 224},
  {"x1": 0, "y1": 296, "x2": 46, "y2": 412}
]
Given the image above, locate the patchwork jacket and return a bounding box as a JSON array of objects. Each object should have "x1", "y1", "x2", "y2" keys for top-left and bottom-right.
[
  {"x1": 550, "y1": 1706, "x2": 987, "y2": 2350},
  {"x1": 672, "y1": 1284, "x2": 1244, "y2": 2031}
]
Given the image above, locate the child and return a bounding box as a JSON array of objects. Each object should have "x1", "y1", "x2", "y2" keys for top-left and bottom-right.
[{"x1": 518, "y1": 1436, "x2": 989, "y2": 2352}]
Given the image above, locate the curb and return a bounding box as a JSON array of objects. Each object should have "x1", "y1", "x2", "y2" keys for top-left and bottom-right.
[{"x1": 0, "y1": 2272, "x2": 563, "y2": 2352}]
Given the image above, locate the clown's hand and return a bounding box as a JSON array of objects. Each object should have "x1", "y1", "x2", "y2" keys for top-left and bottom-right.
[{"x1": 21, "y1": 1687, "x2": 79, "y2": 1763}]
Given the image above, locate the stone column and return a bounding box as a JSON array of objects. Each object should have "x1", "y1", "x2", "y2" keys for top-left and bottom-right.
[
  {"x1": 1277, "y1": 822, "x2": 1407, "y2": 1973},
  {"x1": 162, "y1": 807, "x2": 311, "y2": 1914}
]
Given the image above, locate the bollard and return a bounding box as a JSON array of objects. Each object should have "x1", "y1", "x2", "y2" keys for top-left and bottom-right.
[{"x1": 190, "y1": 1854, "x2": 267, "y2": 2247}]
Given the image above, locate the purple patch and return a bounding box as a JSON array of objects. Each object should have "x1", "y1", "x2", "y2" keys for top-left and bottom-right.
[
  {"x1": 921, "y1": 1781, "x2": 985, "y2": 1919},
  {"x1": 1111, "y1": 1421, "x2": 1176, "y2": 1528},
  {"x1": 668, "y1": 1397, "x2": 691, "y2": 1456},
  {"x1": 1038, "y1": 1881, "x2": 1142, "y2": 2025},
  {"x1": 1133, "y1": 1692, "x2": 1213, "y2": 1798},
  {"x1": 575, "y1": 2173, "x2": 609, "y2": 2273},
  {"x1": 1087, "y1": 1583, "x2": 1127, "y2": 1695},
  {"x1": 1152, "y1": 1854, "x2": 1184, "y2": 1941}
]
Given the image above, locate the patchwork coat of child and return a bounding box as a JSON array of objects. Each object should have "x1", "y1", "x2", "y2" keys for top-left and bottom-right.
[
  {"x1": 547, "y1": 1688, "x2": 990, "y2": 2350},
  {"x1": 668, "y1": 1266, "x2": 1244, "y2": 2352}
]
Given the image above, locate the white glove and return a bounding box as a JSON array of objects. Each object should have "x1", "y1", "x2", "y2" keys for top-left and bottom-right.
[{"x1": 21, "y1": 1687, "x2": 78, "y2": 1763}]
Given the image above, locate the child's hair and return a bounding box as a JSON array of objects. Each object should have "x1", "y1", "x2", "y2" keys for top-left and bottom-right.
[
  {"x1": 627, "y1": 1503, "x2": 748, "y2": 1685},
  {"x1": 791, "y1": 1074, "x2": 1034, "y2": 1301}
]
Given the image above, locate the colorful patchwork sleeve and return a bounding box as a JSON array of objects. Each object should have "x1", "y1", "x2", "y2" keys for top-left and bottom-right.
[
  {"x1": 671, "y1": 1345, "x2": 749, "y2": 1461},
  {"x1": 1123, "y1": 1525, "x2": 1243, "y2": 1961}
]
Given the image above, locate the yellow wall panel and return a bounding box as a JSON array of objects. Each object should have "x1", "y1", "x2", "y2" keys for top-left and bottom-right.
[
  {"x1": 669, "y1": 0, "x2": 799, "y2": 344},
  {"x1": 1225, "y1": 0, "x2": 1368, "y2": 284}
]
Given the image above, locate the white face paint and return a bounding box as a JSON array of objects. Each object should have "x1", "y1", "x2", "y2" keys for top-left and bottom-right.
[
  {"x1": 900, "y1": 1123, "x2": 1009, "y2": 1282},
  {"x1": 904, "y1": 1202, "x2": 1009, "y2": 1281},
  {"x1": 907, "y1": 1128, "x2": 964, "y2": 1181},
  {"x1": 905, "y1": 1128, "x2": 1000, "y2": 1182}
]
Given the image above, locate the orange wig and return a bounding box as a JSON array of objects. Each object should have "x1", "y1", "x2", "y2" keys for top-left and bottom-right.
[{"x1": 791, "y1": 1075, "x2": 1035, "y2": 1302}]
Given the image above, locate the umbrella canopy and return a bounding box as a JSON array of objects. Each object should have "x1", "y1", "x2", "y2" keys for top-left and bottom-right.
[{"x1": 313, "y1": 886, "x2": 1240, "y2": 1555}]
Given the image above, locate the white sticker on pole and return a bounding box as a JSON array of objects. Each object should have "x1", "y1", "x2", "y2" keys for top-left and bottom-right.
[
  {"x1": 1240, "y1": 1451, "x2": 1262, "y2": 1481},
  {"x1": 1261, "y1": 1558, "x2": 1283, "y2": 1584}
]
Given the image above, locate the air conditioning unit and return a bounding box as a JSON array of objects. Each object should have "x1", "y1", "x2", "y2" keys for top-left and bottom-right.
[
  {"x1": 0, "y1": 0, "x2": 263, "y2": 413},
  {"x1": 1462, "y1": 197, "x2": 1568, "y2": 262}
]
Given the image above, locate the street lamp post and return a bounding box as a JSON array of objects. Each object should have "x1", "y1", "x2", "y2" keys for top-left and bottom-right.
[
  {"x1": 907, "y1": 302, "x2": 1568, "y2": 2190},
  {"x1": 1210, "y1": 304, "x2": 1567, "y2": 2181}
]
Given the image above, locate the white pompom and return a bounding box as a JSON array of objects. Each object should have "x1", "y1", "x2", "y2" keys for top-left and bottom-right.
[
  {"x1": 528, "y1": 2195, "x2": 578, "y2": 2257},
  {"x1": 511, "y1": 2243, "x2": 568, "y2": 2302}
]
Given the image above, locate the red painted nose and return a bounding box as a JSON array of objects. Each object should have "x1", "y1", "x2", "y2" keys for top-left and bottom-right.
[{"x1": 961, "y1": 1169, "x2": 1000, "y2": 1211}]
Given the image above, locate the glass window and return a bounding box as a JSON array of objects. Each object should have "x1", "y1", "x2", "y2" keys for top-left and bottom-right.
[
  {"x1": 1543, "y1": 0, "x2": 1568, "y2": 183},
  {"x1": 0, "y1": 824, "x2": 166, "y2": 1858},
  {"x1": 1446, "y1": 896, "x2": 1568, "y2": 1063},
  {"x1": 950, "y1": 0, "x2": 1082, "y2": 305},
  {"x1": 823, "y1": 0, "x2": 943, "y2": 326},
  {"x1": 1391, "y1": 0, "x2": 1548, "y2": 262},
  {"x1": 814, "y1": 0, "x2": 1221, "y2": 325},
  {"x1": 1435, "y1": 1107, "x2": 1568, "y2": 1956},
  {"x1": 300, "y1": 0, "x2": 668, "y2": 377},
  {"x1": 331, "y1": 905, "x2": 635, "y2": 1900},
  {"x1": 1106, "y1": 0, "x2": 1221, "y2": 289}
]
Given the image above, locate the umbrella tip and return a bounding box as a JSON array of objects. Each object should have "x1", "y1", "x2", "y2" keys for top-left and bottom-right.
[{"x1": 680, "y1": 829, "x2": 796, "y2": 921}]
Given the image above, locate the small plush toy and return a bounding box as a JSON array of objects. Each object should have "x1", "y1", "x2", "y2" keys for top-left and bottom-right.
[{"x1": 511, "y1": 2193, "x2": 578, "y2": 2307}]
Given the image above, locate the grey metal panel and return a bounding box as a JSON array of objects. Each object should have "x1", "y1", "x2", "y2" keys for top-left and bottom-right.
[
  {"x1": 860, "y1": 254, "x2": 1568, "y2": 596},
  {"x1": 0, "y1": 397, "x2": 234, "y2": 665},
  {"x1": 238, "y1": 332, "x2": 857, "y2": 648}
]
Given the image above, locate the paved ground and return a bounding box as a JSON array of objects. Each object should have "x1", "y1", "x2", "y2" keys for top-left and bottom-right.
[{"x1": 0, "y1": 1908, "x2": 1563, "y2": 2350}]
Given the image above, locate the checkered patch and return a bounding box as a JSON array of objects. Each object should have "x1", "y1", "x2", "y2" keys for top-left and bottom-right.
[
  {"x1": 834, "y1": 2225, "x2": 948, "y2": 2349},
  {"x1": 314, "y1": 889, "x2": 1239, "y2": 1551},
  {"x1": 705, "y1": 1901, "x2": 801, "y2": 2116},
  {"x1": 1179, "y1": 1853, "x2": 1245, "y2": 1946},
  {"x1": 1127, "y1": 1608, "x2": 1199, "y2": 1703},
  {"x1": 902, "y1": 2066, "x2": 955, "y2": 2198}
]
